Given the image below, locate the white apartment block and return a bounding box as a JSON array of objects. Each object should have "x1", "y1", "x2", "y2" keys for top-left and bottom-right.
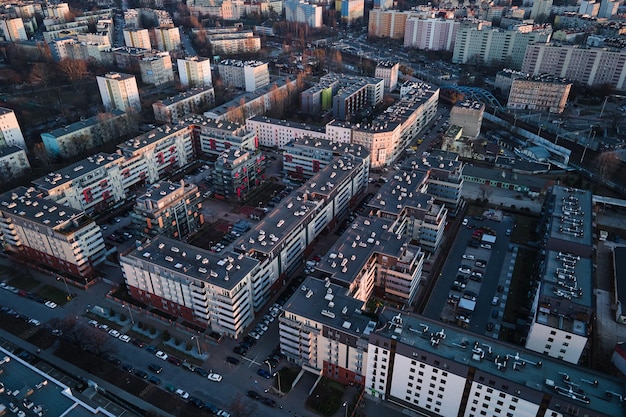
[
  {"x1": 598, "y1": 0, "x2": 618, "y2": 18},
  {"x1": 153, "y1": 26, "x2": 180, "y2": 52},
  {"x1": 193, "y1": 115, "x2": 257, "y2": 157},
  {"x1": 530, "y1": 0, "x2": 553, "y2": 19},
  {"x1": 450, "y1": 99, "x2": 484, "y2": 139},
  {"x1": 279, "y1": 277, "x2": 374, "y2": 385},
  {"x1": 0, "y1": 107, "x2": 26, "y2": 149},
  {"x1": 246, "y1": 116, "x2": 327, "y2": 148},
  {"x1": 178, "y1": 56, "x2": 213, "y2": 88},
  {"x1": 453, "y1": 25, "x2": 552, "y2": 70},
  {"x1": 0, "y1": 17, "x2": 27, "y2": 41},
  {"x1": 521, "y1": 44, "x2": 626, "y2": 90},
  {"x1": 152, "y1": 87, "x2": 216, "y2": 124},
  {"x1": 44, "y1": 3, "x2": 70, "y2": 21},
  {"x1": 341, "y1": 0, "x2": 364, "y2": 23},
  {"x1": 139, "y1": 53, "x2": 174, "y2": 86},
  {"x1": 97, "y1": 72, "x2": 141, "y2": 113},
  {"x1": 507, "y1": 75, "x2": 572, "y2": 113},
  {"x1": 375, "y1": 61, "x2": 399, "y2": 92},
  {"x1": 364, "y1": 308, "x2": 621, "y2": 417},
  {"x1": 404, "y1": 17, "x2": 459, "y2": 51},
  {"x1": 0, "y1": 146, "x2": 30, "y2": 178},
  {"x1": 120, "y1": 236, "x2": 259, "y2": 337},
  {"x1": 123, "y1": 28, "x2": 151, "y2": 50},
  {"x1": 284, "y1": 0, "x2": 323, "y2": 28},
  {"x1": 0, "y1": 187, "x2": 106, "y2": 280},
  {"x1": 217, "y1": 60, "x2": 270, "y2": 92}
]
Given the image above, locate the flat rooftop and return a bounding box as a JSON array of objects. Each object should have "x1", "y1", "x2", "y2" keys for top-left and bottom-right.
[
  {"x1": 33, "y1": 153, "x2": 123, "y2": 190},
  {"x1": 248, "y1": 115, "x2": 326, "y2": 134},
  {"x1": 303, "y1": 156, "x2": 364, "y2": 198},
  {"x1": 155, "y1": 86, "x2": 214, "y2": 106},
  {"x1": 125, "y1": 236, "x2": 259, "y2": 291},
  {"x1": 547, "y1": 186, "x2": 593, "y2": 248},
  {"x1": 286, "y1": 137, "x2": 370, "y2": 160},
  {"x1": 375, "y1": 308, "x2": 625, "y2": 417},
  {"x1": 42, "y1": 111, "x2": 125, "y2": 138},
  {"x1": 118, "y1": 124, "x2": 189, "y2": 156}
]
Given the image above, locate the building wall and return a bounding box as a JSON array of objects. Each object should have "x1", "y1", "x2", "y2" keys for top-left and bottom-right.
[
  {"x1": 0, "y1": 108, "x2": 26, "y2": 149},
  {"x1": 124, "y1": 28, "x2": 151, "y2": 49},
  {"x1": 507, "y1": 79, "x2": 571, "y2": 113},
  {"x1": 525, "y1": 321, "x2": 587, "y2": 364},
  {"x1": 404, "y1": 18, "x2": 459, "y2": 51},
  {"x1": 97, "y1": 72, "x2": 141, "y2": 112},
  {"x1": 178, "y1": 57, "x2": 212, "y2": 88},
  {"x1": 139, "y1": 55, "x2": 174, "y2": 86},
  {"x1": 368, "y1": 10, "x2": 408, "y2": 39}
]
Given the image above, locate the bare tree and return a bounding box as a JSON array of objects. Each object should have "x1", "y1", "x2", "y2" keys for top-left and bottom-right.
[
  {"x1": 595, "y1": 151, "x2": 621, "y2": 181},
  {"x1": 229, "y1": 394, "x2": 257, "y2": 417},
  {"x1": 58, "y1": 58, "x2": 90, "y2": 84}
]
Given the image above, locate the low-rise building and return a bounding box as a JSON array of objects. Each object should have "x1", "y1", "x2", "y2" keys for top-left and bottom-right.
[
  {"x1": 449, "y1": 99, "x2": 484, "y2": 139},
  {"x1": 152, "y1": 86, "x2": 215, "y2": 124},
  {"x1": 205, "y1": 30, "x2": 261, "y2": 55},
  {"x1": 139, "y1": 53, "x2": 174, "y2": 86},
  {"x1": 120, "y1": 236, "x2": 259, "y2": 336},
  {"x1": 217, "y1": 59, "x2": 270, "y2": 92},
  {"x1": 247, "y1": 116, "x2": 327, "y2": 149},
  {"x1": 0, "y1": 146, "x2": 30, "y2": 178},
  {"x1": 507, "y1": 74, "x2": 572, "y2": 113},
  {"x1": 0, "y1": 186, "x2": 106, "y2": 280},
  {"x1": 131, "y1": 180, "x2": 203, "y2": 239}
]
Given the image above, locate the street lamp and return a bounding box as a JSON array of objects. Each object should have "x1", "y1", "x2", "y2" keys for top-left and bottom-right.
[
  {"x1": 191, "y1": 336, "x2": 202, "y2": 356},
  {"x1": 57, "y1": 276, "x2": 71, "y2": 301},
  {"x1": 343, "y1": 401, "x2": 348, "y2": 417},
  {"x1": 273, "y1": 371, "x2": 282, "y2": 394},
  {"x1": 264, "y1": 360, "x2": 273, "y2": 375},
  {"x1": 122, "y1": 304, "x2": 134, "y2": 324}
]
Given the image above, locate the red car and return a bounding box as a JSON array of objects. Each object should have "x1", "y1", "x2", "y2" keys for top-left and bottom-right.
[{"x1": 167, "y1": 356, "x2": 182, "y2": 366}]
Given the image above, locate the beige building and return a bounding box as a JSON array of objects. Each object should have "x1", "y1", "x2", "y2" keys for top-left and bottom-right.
[
  {"x1": 217, "y1": 59, "x2": 270, "y2": 92},
  {"x1": 507, "y1": 74, "x2": 572, "y2": 113},
  {"x1": 178, "y1": 56, "x2": 212, "y2": 88},
  {"x1": 152, "y1": 26, "x2": 180, "y2": 52},
  {"x1": 0, "y1": 107, "x2": 26, "y2": 149},
  {"x1": 139, "y1": 53, "x2": 174, "y2": 86},
  {"x1": 375, "y1": 61, "x2": 399, "y2": 92},
  {"x1": 206, "y1": 30, "x2": 261, "y2": 55},
  {"x1": 368, "y1": 9, "x2": 409, "y2": 39},
  {"x1": 97, "y1": 72, "x2": 141, "y2": 113},
  {"x1": 152, "y1": 86, "x2": 215, "y2": 124},
  {"x1": 0, "y1": 17, "x2": 27, "y2": 41},
  {"x1": 449, "y1": 99, "x2": 484, "y2": 139},
  {"x1": 123, "y1": 28, "x2": 151, "y2": 50}
]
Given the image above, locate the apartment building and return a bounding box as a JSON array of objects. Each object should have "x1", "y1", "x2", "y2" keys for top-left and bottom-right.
[
  {"x1": 109, "y1": 46, "x2": 152, "y2": 71},
  {"x1": 531, "y1": 0, "x2": 553, "y2": 19},
  {"x1": 404, "y1": 153, "x2": 465, "y2": 210},
  {"x1": 449, "y1": 99, "x2": 484, "y2": 139},
  {"x1": 247, "y1": 116, "x2": 327, "y2": 148},
  {"x1": 0, "y1": 17, "x2": 27, "y2": 41},
  {"x1": 178, "y1": 56, "x2": 213, "y2": 88},
  {"x1": 40, "y1": 110, "x2": 129, "y2": 159},
  {"x1": 284, "y1": 0, "x2": 323, "y2": 28},
  {"x1": 43, "y1": 3, "x2": 70, "y2": 20},
  {"x1": 0, "y1": 146, "x2": 30, "y2": 179},
  {"x1": 282, "y1": 137, "x2": 370, "y2": 181},
  {"x1": 332, "y1": 76, "x2": 384, "y2": 121},
  {"x1": 132, "y1": 180, "x2": 203, "y2": 239},
  {"x1": 375, "y1": 61, "x2": 399, "y2": 92},
  {"x1": 524, "y1": 186, "x2": 594, "y2": 364},
  {"x1": 193, "y1": 116, "x2": 257, "y2": 157},
  {"x1": 123, "y1": 28, "x2": 151, "y2": 50},
  {"x1": 139, "y1": 53, "x2": 175, "y2": 86},
  {"x1": 301, "y1": 75, "x2": 340, "y2": 116},
  {"x1": 212, "y1": 148, "x2": 266, "y2": 201},
  {"x1": 120, "y1": 236, "x2": 259, "y2": 336},
  {"x1": 0, "y1": 107, "x2": 26, "y2": 149},
  {"x1": 521, "y1": 44, "x2": 626, "y2": 90},
  {"x1": 404, "y1": 17, "x2": 459, "y2": 51},
  {"x1": 152, "y1": 26, "x2": 180, "y2": 52},
  {"x1": 152, "y1": 86, "x2": 215, "y2": 124},
  {"x1": 207, "y1": 30, "x2": 261, "y2": 55},
  {"x1": 217, "y1": 60, "x2": 270, "y2": 92},
  {"x1": 507, "y1": 74, "x2": 572, "y2": 113},
  {"x1": 189, "y1": 0, "x2": 244, "y2": 20},
  {"x1": 340, "y1": 0, "x2": 364, "y2": 23},
  {"x1": 368, "y1": 10, "x2": 409, "y2": 39},
  {"x1": 96, "y1": 72, "x2": 141, "y2": 113},
  {"x1": 453, "y1": 24, "x2": 552, "y2": 70},
  {"x1": 0, "y1": 187, "x2": 106, "y2": 280},
  {"x1": 365, "y1": 308, "x2": 621, "y2": 417},
  {"x1": 279, "y1": 276, "x2": 374, "y2": 385}
]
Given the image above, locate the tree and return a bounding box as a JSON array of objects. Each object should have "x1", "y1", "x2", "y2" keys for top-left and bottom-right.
[
  {"x1": 58, "y1": 58, "x2": 89, "y2": 85},
  {"x1": 229, "y1": 394, "x2": 257, "y2": 417},
  {"x1": 595, "y1": 151, "x2": 620, "y2": 181}
]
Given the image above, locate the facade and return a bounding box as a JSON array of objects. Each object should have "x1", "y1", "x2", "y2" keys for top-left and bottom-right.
[
  {"x1": 40, "y1": 110, "x2": 129, "y2": 159},
  {"x1": 206, "y1": 30, "x2": 261, "y2": 55},
  {"x1": 0, "y1": 17, "x2": 28, "y2": 41},
  {"x1": 521, "y1": 44, "x2": 626, "y2": 90},
  {"x1": 217, "y1": 60, "x2": 270, "y2": 92},
  {"x1": 212, "y1": 148, "x2": 266, "y2": 201},
  {"x1": 404, "y1": 17, "x2": 459, "y2": 51},
  {"x1": 449, "y1": 99, "x2": 484, "y2": 139},
  {"x1": 525, "y1": 185, "x2": 594, "y2": 364},
  {"x1": 123, "y1": 28, "x2": 151, "y2": 50},
  {"x1": 301, "y1": 75, "x2": 340, "y2": 116},
  {"x1": 507, "y1": 74, "x2": 572, "y2": 113},
  {"x1": 530, "y1": 0, "x2": 553, "y2": 20},
  {"x1": 282, "y1": 137, "x2": 370, "y2": 181},
  {"x1": 96, "y1": 72, "x2": 141, "y2": 113},
  {"x1": 0, "y1": 107, "x2": 26, "y2": 149},
  {"x1": 120, "y1": 236, "x2": 259, "y2": 336},
  {"x1": 139, "y1": 53, "x2": 175, "y2": 86},
  {"x1": 375, "y1": 61, "x2": 399, "y2": 92},
  {"x1": 153, "y1": 26, "x2": 180, "y2": 52},
  {"x1": 152, "y1": 86, "x2": 215, "y2": 124},
  {"x1": 365, "y1": 308, "x2": 622, "y2": 417},
  {"x1": 0, "y1": 187, "x2": 106, "y2": 280},
  {"x1": 284, "y1": 0, "x2": 323, "y2": 28},
  {"x1": 194, "y1": 116, "x2": 257, "y2": 157},
  {"x1": 340, "y1": 0, "x2": 364, "y2": 23},
  {"x1": 178, "y1": 56, "x2": 213, "y2": 88},
  {"x1": 368, "y1": 9, "x2": 409, "y2": 39},
  {"x1": 331, "y1": 75, "x2": 385, "y2": 121},
  {"x1": 247, "y1": 116, "x2": 327, "y2": 149},
  {"x1": 578, "y1": 0, "x2": 599, "y2": 16},
  {"x1": 279, "y1": 276, "x2": 374, "y2": 385},
  {"x1": 453, "y1": 24, "x2": 552, "y2": 70},
  {"x1": 598, "y1": 0, "x2": 618, "y2": 18},
  {"x1": 132, "y1": 180, "x2": 204, "y2": 239},
  {"x1": 0, "y1": 146, "x2": 30, "y2": 178}
]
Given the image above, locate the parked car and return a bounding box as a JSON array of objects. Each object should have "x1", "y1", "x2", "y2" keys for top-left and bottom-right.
[
  {"x1": 195, "y1": 367, "x2": 209, "y2": 378},
  {"x1": 226, "y1": 356, "x2": 240, "y2": 365},
  {"x1": 261, "y1": 397, "x2": 277, "y2": 407},
  {"x1": 168, "y1": 356, "x2": 182, "y2": 366},
  {"x1": 148, "y1": 363, "x2": 163, "y2": 374},
  {"x1": 247, "y1": 390, "x2": 261, "y2": 400},
  {"x1": 121, "y1": 364, "x2": 134, "y2": 373},
  {"x1": 175, "y1": 389, "x2": 189, "y2": 399},
  {"x1": 257, "y1": 369, "x2": 272, "y2": 379},
  {"x1": 208, "y1": 373, "x2": 223, "y2": 382},
  {"x1": 491, "y1": 296, "x2": 500, "y2": 306},
  {"x1": 134, "y1": 370, "x2": 148, "y2": 379},
  {"x1": 233, "y1": 346, "x2": 247, "y2": 356},
  {"x1": 155, "y1": 351, "x2": 168, "y2": 360},
  {"x1": 147, "y1": 375, "x2": 161, "y2": 385}
]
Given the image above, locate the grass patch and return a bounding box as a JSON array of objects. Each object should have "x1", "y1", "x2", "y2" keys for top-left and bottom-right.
[
  {"x1": 306, "y1": 377, "x2": 345, "y2": 417},
  {"x1": 26, "y1": 329, "x2": 57, "y2": 350},
  {"x1": 274, "y1": 366, "x2": 299, "y2": 394},
  {"x1": 7, "y1": 273, "x2": 41, "y2": 291},
  {"x1": 36, "y1": 284, "x2": 71, "y2": 305}
]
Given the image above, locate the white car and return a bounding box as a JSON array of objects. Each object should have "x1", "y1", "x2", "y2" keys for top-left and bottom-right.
[
  {"x1": 44, "y1": 301, "x2": 57, "y2": 309},
  {"x1": 175, "y1": 388, "x2": 189, "y2": 399},
  {"x1": 492, "y1": 296, "x2": 500, "y2": 306},
  {"x1": 462, "y1": 254, "x2": 475, "y2": 260},
  {"x1": 480, "y1": 243, "x2": 492, "y2": 250},
  {"x1": 108, "y1": 329, "x2": 121, "y2": 338},
  {"x1": 458, "y1": 267, "x2": 471, "y2": 275},
  {"x1": 156, "y1": 351, "x2": 168, "y2": 360},
  {"x1": 258, "y1": 323, "x2": 269, "y2": 332},
  {"x1": 248, "y1": 331, "x2": 260, "y2": 340},
  {"x1": 118, "y1": 334, "x2": 131, "y2": 343},
  {"x1": 207, "y1": 373, "x2": 223, "y2": 382},
  {"x1": 29, "y1": 318, "x2": 41, "y2": 326},
  {"x1": 88, "y1": 320, "x2": 99, "y2": 327},
  {"x1": 216, "y1": 410, "x2": 231, "y2": 417},
  {"x1": 264, "y1": 314, "x2": 274, "y2": 323}
]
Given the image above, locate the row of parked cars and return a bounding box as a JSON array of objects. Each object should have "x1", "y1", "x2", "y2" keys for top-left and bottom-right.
[{"x1": 0, "y1": 282, "x2": 57, "y2": 309}]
